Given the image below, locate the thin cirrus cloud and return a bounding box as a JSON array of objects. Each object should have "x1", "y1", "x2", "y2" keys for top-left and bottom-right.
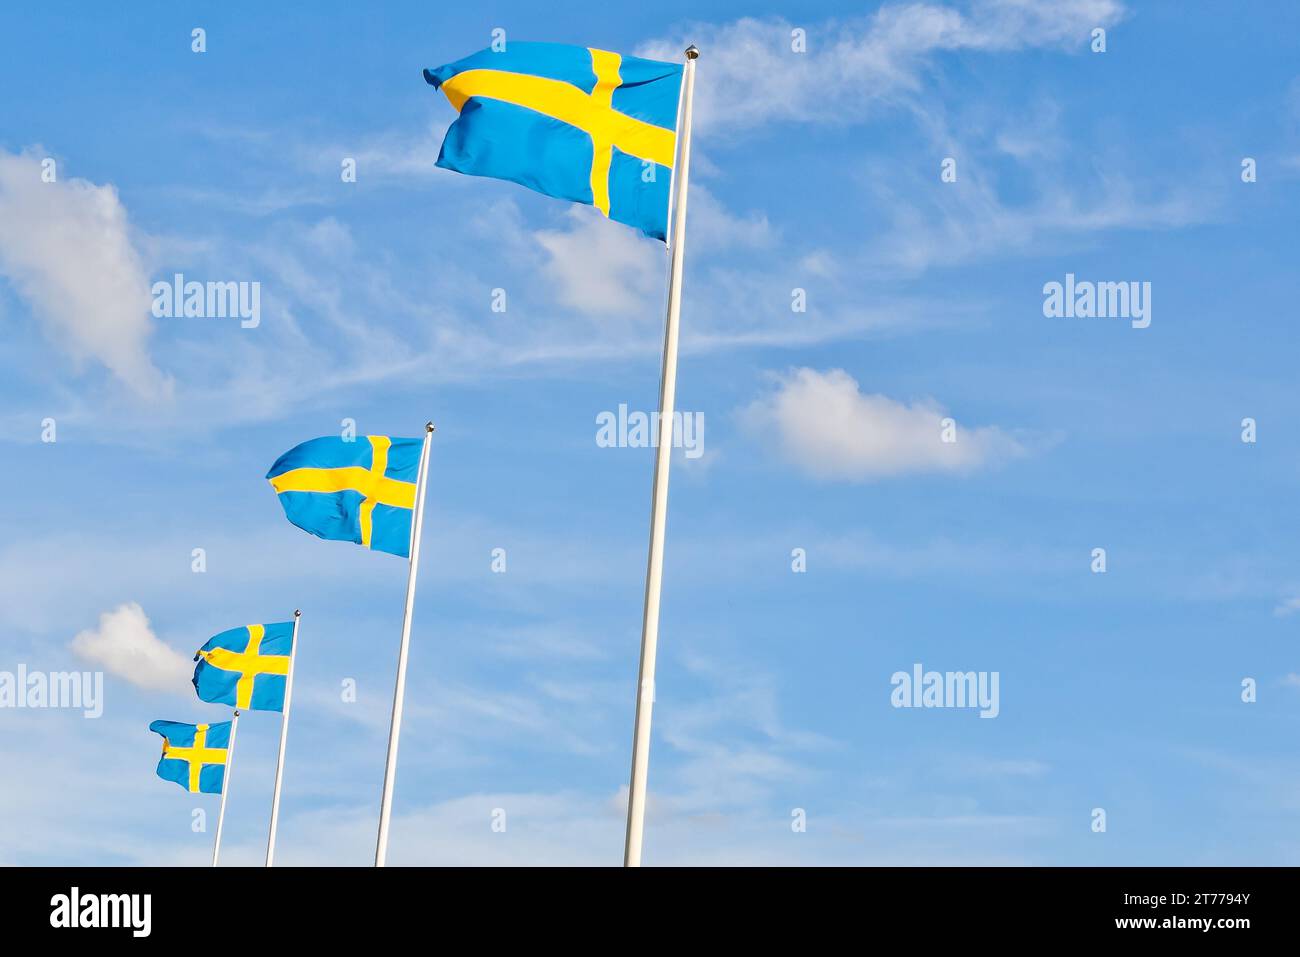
[
  {"x1": 742, "y1": 367, "x2": 1027, "y2": 480},
  {"x1": 0, "y1": 148, "x2": 170, "y2": 399},
  {"x1": 1272, "y1": 596, "x2": 1300, "y2": 618},
  {"x1": 640, "y1": 0, "x2": 1127, "y2": 135},
  {"x1": 70, "y1": 602, "x2": 192, "y2": 692}
]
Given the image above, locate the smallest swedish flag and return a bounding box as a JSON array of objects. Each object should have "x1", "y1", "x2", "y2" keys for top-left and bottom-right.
[
  {"x1": 266, "y1": 435, "x2": 424, "y2": 558},
  {"x1": 149, "y1": 720, "x2": 232, "y2": 794}
]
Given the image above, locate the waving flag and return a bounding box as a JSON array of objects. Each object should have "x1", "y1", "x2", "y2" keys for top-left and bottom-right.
[
  {"x1": 149, "y1": 720, "x2": 232, "y2": 794},
  {"x1": 267, "y1": 435, "x2": 423, "y2": 557},
  {"x1": 424, "y1": 42, "x2": 683, "y2": 240},
  {"x1": 193, "y1": 622, "x2": 295, "y2": 711}
]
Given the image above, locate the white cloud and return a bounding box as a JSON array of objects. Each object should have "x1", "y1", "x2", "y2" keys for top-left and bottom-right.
[
  {"x1": 1273, "y1": 596, "x2": 1300, "y2": 618},
  {"x1": 656, "y1": 653, "x2": 835, "y2": 814},
  {"x1": 534, "y1": 208, "x2": 664, "y2": 317},
  {"x1": 330, "y1": 121, "x2": 452, "y2": 180},
  {"x1": 524, "y1": 188, "x2": 781, "y2": 338},
  {"x1": 70, "y1": 602, "x2": 191, "y2": 691},
  {"x1": 1282, "y1": 673, "x2": 1300, "y2": 689},
  {"x1": 633, "y1": 4, "x2": 1202, "y2": 285},
  {"x1": 641, "y1": 1, "x2": 1126, "y2": 135},
  {"x1": 970, "y1": 758, "x2": 1051, "y2": 778},
  {"x1": 868, "y1": 163, "x2": 1211, "y2": 276},
  {"x1": 687, "y1": 185, "x2": 775, "y2": 251},
  {"x1": 0, "y1": 149, "x2": 169, "y2": 397},
  {"x1": 742, "y1": 367, "x2": 1026, "y2": 480}
]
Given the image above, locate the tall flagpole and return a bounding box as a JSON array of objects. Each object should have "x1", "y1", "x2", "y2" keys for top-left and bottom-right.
[
  {"x1": 212, "y1": 709, "x2": 241, "y2": 868},
  {"x1": 375, "y1": 422, "x2": 435, "y2": 867},
  {"x1": 265, "y1": 609, "x2": 301, "y2": 867},
  {"x1": 623, "y1": 44, "x2": 698, "y2": 868}
]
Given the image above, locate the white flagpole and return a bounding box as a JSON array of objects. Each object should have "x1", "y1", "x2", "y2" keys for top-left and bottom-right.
[
  {"x1": 375, "y1": 422, "x2": 435, "y2": 867},
  {"x1": 212, "y1": 709, "x2": 241, "y2": 868},
  {"x1": 623, "y1": 45, "x2": 698, "y2": 868},
  {"x1": 265, "y1": 609, "x2": 301, "y2": 867}
]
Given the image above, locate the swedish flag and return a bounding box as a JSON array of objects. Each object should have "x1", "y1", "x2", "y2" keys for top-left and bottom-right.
[
  {"x1": 193, "y1": 622, "x2": 294, "y2": 711},
  {"x1": 267, "y1": 435, "x2": 422, "y2": 558},
  {"x1": 149, "y1": 720, "x2": 232, "y2": 794},
  {"x1": 424, "y1": 42, "x2": 683, "y2": 240}
]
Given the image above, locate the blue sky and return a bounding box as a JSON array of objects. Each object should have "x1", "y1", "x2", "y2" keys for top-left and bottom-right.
[{"x1": 1, "y1": 0, "x2": 1299, "y2": 865}]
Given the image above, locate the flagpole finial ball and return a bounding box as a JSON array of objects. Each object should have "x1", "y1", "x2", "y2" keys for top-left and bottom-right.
[
  {"x1": 294, "y1": 609, "x2": 301, "y2": 618},
  {"x1": 685, "y1": 45, "x2": 699, "y2": 59},
  {"x1": 425, "y1": 422, "x2": 436, "y2": 433}
]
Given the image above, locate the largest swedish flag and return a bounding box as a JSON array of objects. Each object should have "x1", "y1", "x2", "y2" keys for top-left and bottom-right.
[{"x1": 424, "y1": 42, "x2": 683, "y2": 240}]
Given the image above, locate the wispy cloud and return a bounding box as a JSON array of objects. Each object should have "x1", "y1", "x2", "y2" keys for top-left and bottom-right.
[
  {"x1": 742, "y1": 367, "x2": 1027, "y2": 480},
  {"x1": 863, "y1": 148, "x2": 1215, "y2": 276},
  {"x1": 658, "y1": 652, "x2": 837, "y2": 813},
  {"x1": 641, "y1": 1, "x2": 1127, "y2": 135},
  {"x1": 1273, "y1": 595, "x2": 1300, "y2": 617}
]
